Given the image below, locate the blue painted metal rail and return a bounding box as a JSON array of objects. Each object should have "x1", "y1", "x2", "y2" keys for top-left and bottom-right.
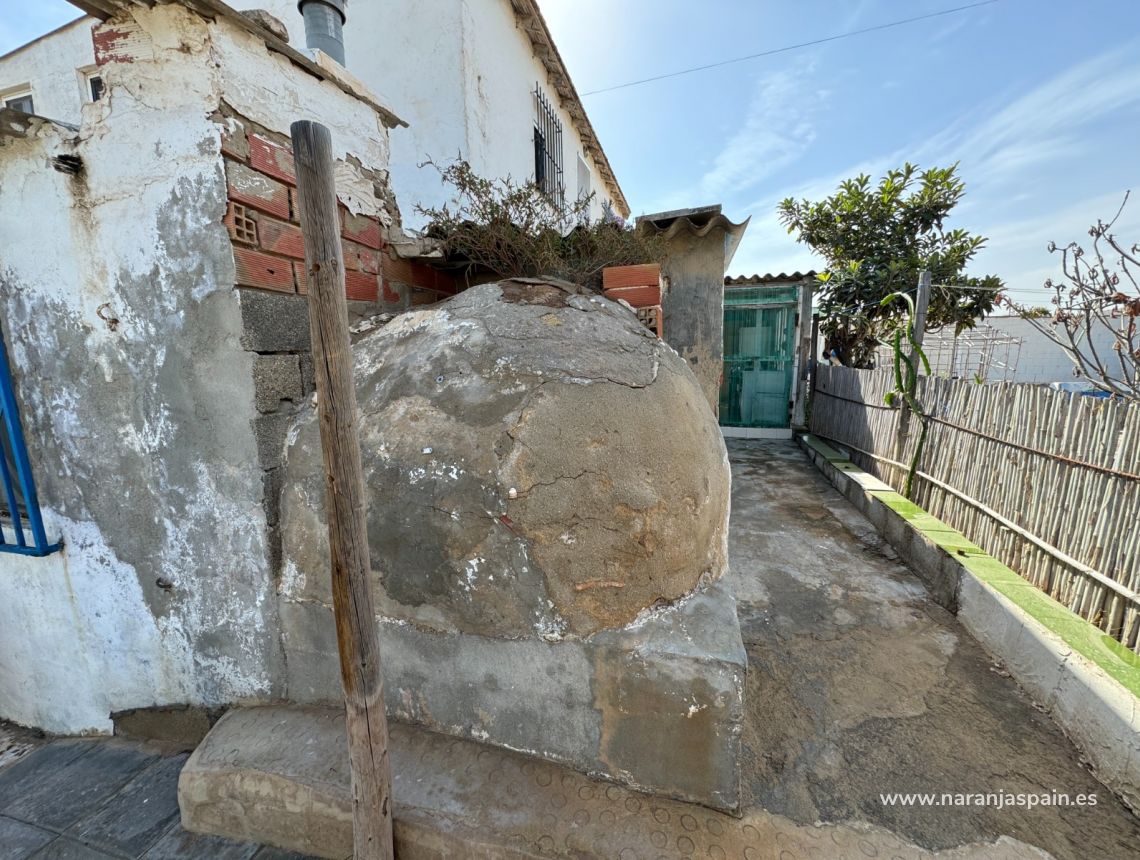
[{"x1": 0, "y1": 323, "x2": 60, "y2": 556}]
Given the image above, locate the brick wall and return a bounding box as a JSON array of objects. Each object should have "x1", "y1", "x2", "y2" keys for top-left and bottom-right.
[
  {"x1": 221, "y1": 120, "x2": 384, "y2": 303},
  {"x1": 221, "y1": 118, "x2": 459, "y2": 312},
  {"x1": 602, "y1": 263, "x2": 663, "y2": 339}
]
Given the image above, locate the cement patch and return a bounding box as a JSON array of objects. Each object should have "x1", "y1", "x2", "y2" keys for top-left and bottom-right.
[
  {"x1": 279, "y1": 581, "x2": 746, "y2": 812},
  {"x1": 180, "y1": 705, "x2": 1052, "y2": 860}
]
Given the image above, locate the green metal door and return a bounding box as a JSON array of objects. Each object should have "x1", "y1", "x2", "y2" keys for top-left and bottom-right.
[{"x1": 720, "y1": 288, "x2": 796, "y2": 428}]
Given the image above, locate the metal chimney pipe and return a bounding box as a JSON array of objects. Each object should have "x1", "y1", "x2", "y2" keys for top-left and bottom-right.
[{"x1": 298, "y1": 0, "x2": 346, "y2": 65}]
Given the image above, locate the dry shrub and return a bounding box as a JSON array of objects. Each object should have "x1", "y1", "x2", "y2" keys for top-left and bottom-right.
[{"x1": 416, "y1": 160, "x2": 662, "y2": 291}]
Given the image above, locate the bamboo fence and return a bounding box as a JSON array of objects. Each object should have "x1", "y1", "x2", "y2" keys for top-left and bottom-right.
[{"x1": 810, "y1": 366, "x2": 1140, "y2": 653}]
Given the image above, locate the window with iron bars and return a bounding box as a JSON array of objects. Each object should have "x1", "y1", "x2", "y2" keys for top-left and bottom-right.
[{"x1": 533, "y1": 84, "x2": 565, "y2": 211}]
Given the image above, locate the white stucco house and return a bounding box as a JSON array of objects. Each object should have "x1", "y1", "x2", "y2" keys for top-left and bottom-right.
[{"x1": 0, "y1": 0, "x2": 629, "y2": 227}]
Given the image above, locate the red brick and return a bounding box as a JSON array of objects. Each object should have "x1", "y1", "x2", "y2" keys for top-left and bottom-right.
[
  {"x1": 381, "y1": 256, "x2": 457, "y2": 296},
  {"x1": 259, "y1": 218, "x2": 305, "y2": 260},
  {"x1": 293, "y1": 261, "x2": 309, "y2": 295},
  {"x1": 234, "y1": 247, "x2": 295, "y2": 293},
  {"x1": 341, "y1": 211, "x2": 384, "y2": 250},
  {"x1": 603, "y1": 284, "x2": 661, "y2": 308},
  {"x1": 92, "y1": 23, "x2": 148, "y2": 66},
  {"x1": 220, "y1": 122, "x2": 248, "y2": 162},
  {"x1": 381, "y1": 281, "x2": 401, "y2": 304},
  {"x1": 343, "y1": 241, "x2": 381, "y2": 274},
  {"x1": 249, "y1": 134, "x2": 296, "y2": 186},
  {"x1": 227, "y1": 161, "x2": 290, "y2": 220},
  {"x1": 409, "y1": 288, "x2": 441, "y2": 306},
  {"x1": 346, "y1": 270, "x2": 380, "y2": 302},
  {"x1": 294, "y1": 262, "x2": 378, "y2": 302},
  {"x1": 602, "y1": 263, "x2": 661, "y2": 290},
  {"x1": 224, "y1": 202, "x2": 258, "y2": 246}
]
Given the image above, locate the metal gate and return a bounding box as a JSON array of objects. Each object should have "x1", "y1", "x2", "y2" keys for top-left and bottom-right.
[{"x1": 719, "y1": 286, "x2": 797, "y2": 429}]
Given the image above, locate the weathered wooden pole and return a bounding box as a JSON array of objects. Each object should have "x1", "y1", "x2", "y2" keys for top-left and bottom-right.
[
  {"x1": 896, "y1": 269, "x2": 932, "y2": 466},
  {"x1": 909, "y1": 269, "x2": 932, "y2": 367},
  {"x1": 290, "y1": 119, "x2": 394, "y2": 860}
]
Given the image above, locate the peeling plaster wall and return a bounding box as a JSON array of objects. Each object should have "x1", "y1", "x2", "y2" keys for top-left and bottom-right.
[
  {"x1": 0, "y1": 4, "x2": 395, "y2": 735},
  {"x1": 0, "y1": 17, "x2": 97, "y2": 123}
]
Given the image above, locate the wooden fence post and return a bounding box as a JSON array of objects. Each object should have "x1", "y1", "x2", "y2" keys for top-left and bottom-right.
[
  {"x1": 895, "y1": 270, "x2": 932, "y2": 464},
  {"x1": 909, "y1": 269, "x2": 932, "y2": 368},
  {"x1": 792, "y1": 278, "x2": 814, "y2": 428},
  {"x1": 290, "y1": 120, "x2": 394, "y2": 860}
]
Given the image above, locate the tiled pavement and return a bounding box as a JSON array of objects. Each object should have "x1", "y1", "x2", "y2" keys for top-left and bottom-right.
[{"x1": 0, "y1": 736, "x2": 315, "y2": 860}]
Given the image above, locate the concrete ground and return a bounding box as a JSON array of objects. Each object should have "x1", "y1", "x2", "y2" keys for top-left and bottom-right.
[
  {"x1": 730, "y1": 440, "x2": 1140, "y2": 860},
  {"x1": 2, "y1": 439, "x2": 1138, "y2": 859}
]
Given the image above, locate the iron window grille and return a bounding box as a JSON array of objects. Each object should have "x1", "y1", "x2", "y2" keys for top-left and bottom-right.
[
  {"x1": 533, "y1": 84, "x2": 565, "y2": 211},
  {"x1": 0, "y1": 323, "x2": 59, "y2": 555}
]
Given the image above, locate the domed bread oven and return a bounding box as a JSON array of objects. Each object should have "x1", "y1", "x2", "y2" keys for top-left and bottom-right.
[
  {"x1": 277, "y1": 279, "x2": 744, "y2": 812},
  {"x1": 280, "y1": 279, "x2": 731, "y2": 639}
]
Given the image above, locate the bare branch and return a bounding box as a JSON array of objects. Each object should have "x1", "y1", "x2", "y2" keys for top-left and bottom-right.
[{"x1": 1005, "y1": 192, "x2": 1139, "y2": 399}]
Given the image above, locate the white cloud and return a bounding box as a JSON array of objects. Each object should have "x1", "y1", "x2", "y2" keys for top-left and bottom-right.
[
  {"x1": 697, "y1": 59, "x2": 825, "y2": 200},
  {"x1": 731, "y1": 42, "x2": 1140, "y2": 290}
]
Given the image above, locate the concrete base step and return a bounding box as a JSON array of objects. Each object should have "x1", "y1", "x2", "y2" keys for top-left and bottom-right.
[{"x1": 178, "y1": 705, "x2": 1050, "y2": 860}]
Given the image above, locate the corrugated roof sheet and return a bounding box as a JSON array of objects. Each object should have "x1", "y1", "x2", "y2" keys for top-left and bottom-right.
[
  {"x1": 725, "y1": 271, "x2": 817, "y2": 286},
  {"x1": 637, "y1": 208, "x2": 750, "y2": 269}
]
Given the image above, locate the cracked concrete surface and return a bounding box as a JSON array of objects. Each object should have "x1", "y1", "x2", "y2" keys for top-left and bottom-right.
[{"x1": 731, "y1": 441, "x2": 1140, "y2": 860}]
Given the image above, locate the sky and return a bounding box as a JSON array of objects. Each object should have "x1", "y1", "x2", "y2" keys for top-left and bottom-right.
[
  {"x1": 4, "y1": 0, "x2": 1139, "y2": 303},
  {"x1": 537, "y1": 0, "x2": 1140, "y2": 303}
]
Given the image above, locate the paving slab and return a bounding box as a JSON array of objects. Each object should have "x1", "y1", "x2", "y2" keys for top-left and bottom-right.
[
  {"x1": 28, "y1": 836, "x2": 120, "y2": 859},
  {"x1": 143, "y1": 825, "x2": 262, "y2": 859},
  {"x1": 71, "y1": 754, "x2": 187, "y2": 856},
  {"x1": 0, "y1": 722, "x2": 41, "y2": 775},
  {"x1": 0, "y1": 814, "x2": 55, "y2": 859},
  {"x1": 0, "y1": 740, "x2": 91, "y2": 809},
  {"x1": 1, "y1": 740, "x2": 158, "y2": 834}
]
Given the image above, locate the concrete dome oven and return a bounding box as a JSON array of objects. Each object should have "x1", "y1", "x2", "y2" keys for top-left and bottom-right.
[{"x1": 279, "y1": 279, "x2": 731, "y2": 640}]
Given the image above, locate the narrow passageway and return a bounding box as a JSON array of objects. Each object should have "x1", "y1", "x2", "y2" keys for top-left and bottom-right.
[{"x1": 729, "y1": 440, "x2": 1140, "y2": 860}]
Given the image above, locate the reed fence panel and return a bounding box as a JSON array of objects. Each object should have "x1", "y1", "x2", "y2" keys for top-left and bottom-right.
[{"x1": 810, "y1": 366, "x2": 1140, "y2": 652}]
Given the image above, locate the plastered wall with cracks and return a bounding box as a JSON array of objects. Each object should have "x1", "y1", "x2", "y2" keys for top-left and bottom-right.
[{"x1": 0, "y1": 3, "x2": 399, "y2": 733}]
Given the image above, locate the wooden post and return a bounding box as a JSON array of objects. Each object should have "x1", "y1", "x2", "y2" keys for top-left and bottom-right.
[
  {"x1": 290, "y1": 120, "x2": 394, "y2": 860},
  {"x1": 896, "y1": 270, "x2": 932, "y2": 464},
  {"x1": 792, "y1": 278, "x2": 814, "y2": 428},
  {"x1": 909, "y1": 269, "x2": 932, "y2": 367}
]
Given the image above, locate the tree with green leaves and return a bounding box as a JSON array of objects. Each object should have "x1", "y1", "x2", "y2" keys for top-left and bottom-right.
[{"x1": 778, "y1": 164, "x2": 1003, "y2": 367}]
